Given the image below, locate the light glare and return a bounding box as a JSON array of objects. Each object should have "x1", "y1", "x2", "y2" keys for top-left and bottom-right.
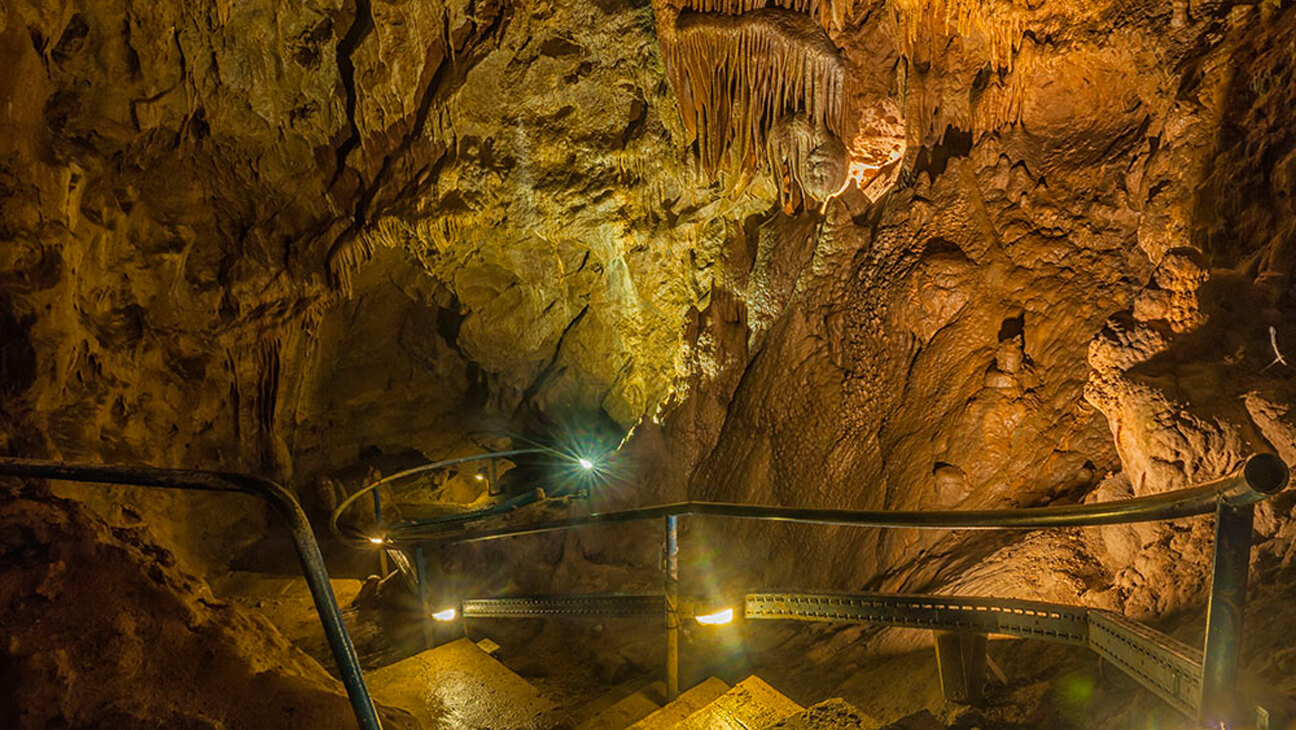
[
  {"x1": 368, "y1": 536, "x2": 386, "y2": 545},
  {"x1": 695, "y1": 608, "x2": 734, "y2": 626},
  {"x1": 431, "y1": 607, "x2": 457, "y2": 622},
  {"x1": 578, "y1": 457, "x2": 594, "y2": 470}
]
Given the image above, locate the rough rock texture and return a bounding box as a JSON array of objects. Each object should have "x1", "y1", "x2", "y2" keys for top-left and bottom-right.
[
  {"x1": 0, "y1": 489, "x2": 415, "y2": 729},
  {"x1": 765, "y1": 697, "x2": 883, "y2": 729},
  {"x1": 3, "y1": 0, "x2": 1296, "y2": 726},
  {"x1": 630, "y1": 0, "x2": 1296, "y2": 627}
]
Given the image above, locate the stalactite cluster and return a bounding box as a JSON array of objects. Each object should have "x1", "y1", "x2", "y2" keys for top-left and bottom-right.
[
  {"x1": 667, "y1": 9, "x2": 844, "y2": 200},
  {"x1": 672, "y1": 0, "x2": 863, "y2": 32},
  {"x1": 892, "y1": 0, "x2": 1030, "y2": 71}
]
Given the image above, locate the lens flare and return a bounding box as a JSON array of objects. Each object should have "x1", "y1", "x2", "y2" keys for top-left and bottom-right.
[
  {"x1": 695, "y1": 608, "x2": 735, "y2": 626},
  {"x1": 368, "y1": 536, "x2": 386, "y2": 545},
  {"x1": 431, "y1": 607, "x2": 457, "y2": 622},
  {"x1": 578, "y1": 457, "x2": 594, "y2": 470}
]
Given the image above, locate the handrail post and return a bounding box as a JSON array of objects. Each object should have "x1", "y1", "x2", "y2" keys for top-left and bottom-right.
[
  {"x1": 372, "y1": 488, "x2": 388, "y2": 577},
  {"x1": 665, "y1": 514, "x2": 680, "y2": 701},
  {"x1": 415, "y1": 546, "x2": 431, "y2": 649},
  {"x1": 0, "y1": 459, "x2": 384, "y2": 730},
  {"x1": 1200, "y1": 501, "x2": 1255, "y2": 727}
]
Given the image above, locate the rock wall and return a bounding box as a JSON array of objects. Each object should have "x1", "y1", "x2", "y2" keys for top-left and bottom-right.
[
  {"x1": 0, "y1": 488, "x2": 417, "y2": 728},
  {"x1": 2, "y1": 0, "x2": 1296, "y2": 723}
]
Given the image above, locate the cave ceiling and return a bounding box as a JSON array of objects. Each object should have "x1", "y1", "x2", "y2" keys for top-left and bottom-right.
[{"x1": 2, "y1": 0, "x2": 1296, "y2": 615}]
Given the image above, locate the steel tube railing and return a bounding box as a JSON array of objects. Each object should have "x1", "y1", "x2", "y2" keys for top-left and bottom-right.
[
  {"x1": 0, "y1": 458, "x2": 383, "y2": 730},
  {"x1": 393, "y1": 453, "x2": 1289, "y2": 544},
  {"x1": 329, "y1": 448, "x2": 553, "y2": 542},
  {"x1": 1201, "y1": 500, "x2": 1256, "y2": 725},
  {"x1": 404, "y1": 453, "x2": 1289, "y2": 727},
  {"x1": 664, "y1": 515, "x2": 680, "y2": 701}
]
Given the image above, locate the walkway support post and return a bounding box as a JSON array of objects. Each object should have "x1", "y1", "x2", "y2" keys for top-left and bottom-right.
[
  {"x1": 415, "y1": 546, "x2": 431, "y2": 650},
  {"x1": 1200, "y1": 501, "x2": 1255, "y2": 727},
  {"x1": 372, "y1": 488, "x2": 388, "y2": 577},
  {"x1": 0, "y1": 458, "x2": 383, "y2": 730},
  {"x1": 1199, "y1": 454, "x2": 1289, "y2": 727},
  {"x1": 933, "y1": 629, "x2": 988, "y2": 705},
  {"x1": 665, "y1": 514, "x2": 680, "y2": 702}
]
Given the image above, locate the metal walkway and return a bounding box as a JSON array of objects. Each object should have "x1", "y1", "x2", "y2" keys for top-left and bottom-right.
[
  {"x1": 400, "y1": 452, "x2": 1291, "y2": 729},
  {"x1": 455, "y1": 589, "x2": 1205, "y2": 719},
  {"x1": 2, "y1": 451, "x2": 1291, "y2": 729}
]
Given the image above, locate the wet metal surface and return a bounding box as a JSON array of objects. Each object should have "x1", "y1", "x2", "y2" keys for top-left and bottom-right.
[
  {"x1": 669, "y1": 676, "x2": 803, "y2": 730},
  {"x1": 624, "y1": 677, "x2": 731, "y2": 730},
  {"x1": 366, "y1": 638, "x2": 554, "y2": 730}
]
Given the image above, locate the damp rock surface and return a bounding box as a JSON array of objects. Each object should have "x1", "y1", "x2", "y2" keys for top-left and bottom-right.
[
  {"x1": 0, "y1": 492, "x2": 417, "y2": 729},
  {"x1": 2, "y1": 0, "x2": 1296, "y2": 727}
]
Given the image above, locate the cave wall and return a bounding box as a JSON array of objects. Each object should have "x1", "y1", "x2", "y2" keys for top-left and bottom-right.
[
  {"x1": 3, "y1": 0, "x2": 1296, "y2": 724},
  {"x1": 0, "y1": 0, "x2": 758, "y2": 566},
  {"x1": 633, "y1": 0, "x2": 1296, "y2": 623}
]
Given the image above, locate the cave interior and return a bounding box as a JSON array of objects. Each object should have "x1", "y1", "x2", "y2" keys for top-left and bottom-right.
[{"x1": 3, "y1": 0, "x2": 1296, "y2": 728}]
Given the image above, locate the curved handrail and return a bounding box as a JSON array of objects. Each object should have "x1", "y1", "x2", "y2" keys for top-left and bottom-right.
[
  {"x1": 402, "y1": 453, "x2": 1289, "y2": 726},
  {"x1": 390, "y1": 453, "x2": 1289, "y2": 544},
  {"x1": 329, "y1": 448, "x2": 572, "y2": 544},
  {"x1": 0, "y1": 458, "x2": 383, "y2": 730}
]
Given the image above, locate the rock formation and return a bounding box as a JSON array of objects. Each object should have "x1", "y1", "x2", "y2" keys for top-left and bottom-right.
[{"x1": 2, "y1": 0, "x2": 1295, "y2": 726}]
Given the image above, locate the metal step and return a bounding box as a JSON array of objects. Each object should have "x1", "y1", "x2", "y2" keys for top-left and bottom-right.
[
  {"x1": 625, "y1": 677, "x2": 731, "y2": 729},
  {"x1": 667, "y1": 676, "x2": 804, "y2": 730},
  {"x1": 574, "y1": 681, "x2": 666, "y2": 730},
  {"x1": 366, "y1": 638, "x2": 555, "y2": 729}
]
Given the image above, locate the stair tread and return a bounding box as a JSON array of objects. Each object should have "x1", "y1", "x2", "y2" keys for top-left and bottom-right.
[
  {"x1": 765, "y1": 698, "x2": 884, "y2": 729},
  {"x1": 366, "y1": 638, "x2": 555, "y2": 729},
  {"x1": 574, "y1": 681, "x2": 665, "y2": 730},
  {"x1": 666, "y1": 676, "x2": 802, "y2": 730},
  {"x1": 624, "y1": 677, "x2": 731, "y2": 729},
  {"x1": 877, "y1": 710, "x2": 947, "y2": 730}
]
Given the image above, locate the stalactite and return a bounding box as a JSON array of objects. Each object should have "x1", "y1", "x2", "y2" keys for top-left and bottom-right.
[
  {"x1": 326, "y1": 234, "x2": 375, "y2": 297},
  {"x1": 671, "y1": 0, "x2": 863, "y2": 32},
  {"x1": 666, "y1": 9, "x2": 844, "y2": 195},
  {"x1": 255, "y1": 339, "x2": 281, "y2": 433},
  {"x1": 891, "y1": 0, "x2": 1029, "y2": 72}
]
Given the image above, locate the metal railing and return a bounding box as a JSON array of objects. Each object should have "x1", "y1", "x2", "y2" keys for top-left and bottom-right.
[
  {"x1": 391, "y1": 452, "x2": 1291, "y2": 728},
  {"x1": 328, "y1": 448, "x2": 557, "y2": 545},
  {"x1": 4, "y1": 453, "x2": 1291, "y2": 729},
  {"x1": 0, "y1": 458, "x2": 384, "y2": 730}
]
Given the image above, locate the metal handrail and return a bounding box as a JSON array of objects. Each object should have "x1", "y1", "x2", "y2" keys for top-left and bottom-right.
[
  {"x1": 329, "y1": 449, "x2": 550, "y2": 538},
  {"x1": 328, "y1": 447, "x2": 590, "y2": 546},
  {"x1": 5, "y1": 453, "x2": 1288, "y2": 729},
  {"x1": 390, "y1": 452, "x2": 1289, "y2": 543},
  {"x1": 403, "y1": 453, "x2": 1289, "y2": 727},
  {"x1": 0, "y1": 458, "x2": 383, "y2": 730}
]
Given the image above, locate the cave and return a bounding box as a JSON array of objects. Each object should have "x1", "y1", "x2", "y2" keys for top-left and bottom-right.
[{"x1": 3, "y1": 0, "x2": 1296, "y2": 728}]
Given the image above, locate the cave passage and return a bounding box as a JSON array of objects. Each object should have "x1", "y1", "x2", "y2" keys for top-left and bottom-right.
[{"x1": 3, "y1": 0, "x2": 1296, "y2": 728}]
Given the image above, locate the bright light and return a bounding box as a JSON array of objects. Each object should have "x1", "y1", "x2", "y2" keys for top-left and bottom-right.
[
  {"x1": 368, "y1": 536, "x2": 386, "y2": 545},
  {"x1": 694, "y1": 608, "x2": 734, "y2": 626},
  {"x1": 474, "y1": 474, "x2": 485, "y2": 481},
  {"x1": 431, "y1": 607, "x2": 457, "y2": 622},
  {"x1": 578, "y1": 458, "x2": 594, "y2": 470}
]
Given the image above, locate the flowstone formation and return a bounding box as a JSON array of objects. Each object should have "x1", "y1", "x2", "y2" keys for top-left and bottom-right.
[
  {"x1": 631, "y1": 0, "x2": 1296, "y2": 679},
  {"x1": 654, "y1": 0, "x2": 907, "y2": 212},
  {"x1": 2, "y1": 0, "x2": 1296, "y2": 726}
]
